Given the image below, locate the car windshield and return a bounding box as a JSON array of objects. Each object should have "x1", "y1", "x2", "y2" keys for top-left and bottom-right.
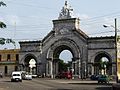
[{"x1": 13, "y1": 74, "x2": 20, "y2": 76}]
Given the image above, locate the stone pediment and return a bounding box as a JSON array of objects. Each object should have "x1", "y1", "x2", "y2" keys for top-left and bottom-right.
[
  {"x1": 42, "y1": 27, "x2": 88, "y2": 46},
  {"x1": 42, "y1": 18, "x2": 88, "y2": 45}
]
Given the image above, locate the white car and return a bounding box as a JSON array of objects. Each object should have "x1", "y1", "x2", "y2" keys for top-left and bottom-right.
[
  {"x1": 21, "y1": 72, "x2": 32, "y2": 80},
  {"x1": 31, "y1": 74, "x2": 37, "y2": 78},
  {"x1": 11, "y1": 71, "x2": 22, "y2": 82},
  {"x1": 25, "y1": 74, "x2": 32, "y2": 80}
]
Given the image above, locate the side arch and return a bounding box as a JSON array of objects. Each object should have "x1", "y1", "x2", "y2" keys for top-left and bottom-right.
[
  {"x1": 20, "y1": 53, "x2": 38, "y2": 75},
  {"x1": 94, "y1": 51, "x2": 112, "y2": 75}
]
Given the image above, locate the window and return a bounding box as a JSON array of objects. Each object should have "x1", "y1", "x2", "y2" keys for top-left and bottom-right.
[
  {"x1": 13, "y1": 74, "x2": 20, "y2": 76},
  {"x1": 7, "y1": 54, "x2": 10, "y2": 61},
  {"x1": 0, "y1": 55, "x2": 1, "y2": 61},
  {"x1": 16, "y1": 54, "x2": 19, "y2": 61}
]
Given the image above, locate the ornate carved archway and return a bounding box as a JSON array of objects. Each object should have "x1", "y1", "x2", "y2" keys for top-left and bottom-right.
[{"x1": 46, "y1": 38, "x2": 81, "y2": 78}]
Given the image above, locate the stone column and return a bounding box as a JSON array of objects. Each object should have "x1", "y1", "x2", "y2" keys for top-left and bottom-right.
[
  {"x1": 74, "y1": 61, "x2": 77, "y2": 75},
  {"x1": 72, "y1": 60, "x2": 75, "y2": 75},
  {"x1": 50, "y1": 59, "x2": 53, "y2": 78},
  {"x1": 36, "y1": 63, "x2": 41, "y2": 75},
  {"x1": 112, "y1": 63, "x2": 116, "y2": 75},
  {"x1": 52, "y1": 59, "x2": 59, "y2": 78},
  {"x1": 46, "y1": 62, "x2": 48, "y2": 76},
  {"x1": 72, "y1": 57, "x2": 80, "y2": 78},
  {"x1": 53, "y1": 60, "x2": 55, "y2": 78},
  {"x1": 78, "y1": 59, "x2": 81, "y2": 78},
  {"x1": 88, "y1": 64, "x2": 93, "y2": 76},
  {"x1": 55, "y1": 59, "x2": 59, "y2": 75},
  {"x1": 47, "y1": 58, "x2": 53, "y2": 78},
  {"x1": 91, "y1": 65, "x2": 95, "y2": 75},
  {"x1": 71, "y1": 61, "x2": 75, "y2": 79}
]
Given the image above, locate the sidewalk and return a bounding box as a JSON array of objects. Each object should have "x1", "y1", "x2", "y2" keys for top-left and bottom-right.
[
  {"x1": 47, "y1": 78, "x2": 116, "y2": 85},
  {"x1": 59, "y1": 79, "x2": 115, "y2": 84}
]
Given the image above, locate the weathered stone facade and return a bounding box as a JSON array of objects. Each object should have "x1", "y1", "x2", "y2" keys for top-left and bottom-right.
[{"x1": 19, "y1": 2, "x2": 117, "y2": 78}]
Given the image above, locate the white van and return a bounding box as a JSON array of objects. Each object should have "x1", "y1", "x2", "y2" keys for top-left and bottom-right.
[{"x1": 11, "y1": 71, "x2": 22, "y2": 82}]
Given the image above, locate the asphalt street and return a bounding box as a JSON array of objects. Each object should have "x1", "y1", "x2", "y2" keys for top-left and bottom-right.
[{"x1": 0, "y1": 77, "x2": 113, "y2": 90}]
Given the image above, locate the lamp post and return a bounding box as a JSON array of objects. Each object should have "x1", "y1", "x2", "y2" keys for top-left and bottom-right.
[{"x1": 103, "y1": 18, "x2": 118, "y2": 83}]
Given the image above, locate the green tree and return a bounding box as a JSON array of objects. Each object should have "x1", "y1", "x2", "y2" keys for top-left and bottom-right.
[
  {"x1": 0, "y1": 1, "x2": 15, "y2": 46},
  {"x1": 58, "y1": 60, "x2": 72, "y2": 72},
  {"x1": 59, "y1": 59, "x2": 68, "y2": 72},
  {"x1": 0, "y1": 1, "x2": 6, "y2": 28}
]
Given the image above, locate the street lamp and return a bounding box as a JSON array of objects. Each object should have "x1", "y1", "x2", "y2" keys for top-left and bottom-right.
[{"x1": 103, "y1": 18, "x2": 118, "y2": 83}]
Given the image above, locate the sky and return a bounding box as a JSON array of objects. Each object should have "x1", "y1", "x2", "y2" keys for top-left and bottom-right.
[
  {"x1": 0, "y1": 0, "x2": 120, "y2": 48},
  {"x1": 0, "y1": 0, "x2": 120, "y2": 62}
]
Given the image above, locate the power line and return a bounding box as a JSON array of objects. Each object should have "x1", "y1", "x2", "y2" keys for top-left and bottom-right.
[
  {"x1": 0, "y1": 11, "x2": 54, "y2": 21},
  {"x1": 81, "y1": 16, "x2": 120, "y2": 27},
  {"x1": 5, "y1": 1, "x2": 120, "y2": 23},
  {"x1": 7, "y1": 1, "x2": 56, "y2": 11},
  {"x1": 81, "y1": 11, "x2": 120, "y2": 22},
  {"x1": 88, "y1": 30, "x2": 114, "y2": 35}
]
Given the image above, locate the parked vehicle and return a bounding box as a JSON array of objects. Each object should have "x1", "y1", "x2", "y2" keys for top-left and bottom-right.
[
  {"x1": 55, "y1": 71, "x2": 72, "y2": 79},
  {"x1": 21, "y1": 71, "x2": 32, "y2": 80},
  {"x1": 31, "y1": 74, "x2": 37, "y2": 78},
  {"x1": 25, "y1": 74, "x2": 32, "y2": 80},
  {"x1": 90, "y1": 75, "x2": 99, "y2": 80},
  {"x1": 11, "y1": 71, "x2": 22, "y2": 82},
  {"x1": 98, "y1": 75, "x2": 110, "y2": 83}
]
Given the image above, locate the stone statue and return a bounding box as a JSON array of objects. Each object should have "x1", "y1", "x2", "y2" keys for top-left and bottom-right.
[{"x1": 58, "y1": 1, "x2": 73, "y2": 19}]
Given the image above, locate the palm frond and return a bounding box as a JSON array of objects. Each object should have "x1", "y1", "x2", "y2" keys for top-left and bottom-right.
[
  {"x1": 0, "y1": 38, "x2": 15, "y2": 46},
  {"x1": 0, "y1": 38, "x2": 5, "y2": 45},
  {"x1": 0, "y1": 1, "x2": 6, "y2": 6},
  {"x1": 6, "y1": 38, "x2": 15, "y2": 44},
  {"x1": 0, "y1": 21, "x2": 6, "y2": 28}
]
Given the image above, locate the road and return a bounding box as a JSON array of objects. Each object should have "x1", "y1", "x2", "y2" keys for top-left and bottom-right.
[{"x1": 0, "y1": 77, "x2": 113, "y2": 90}]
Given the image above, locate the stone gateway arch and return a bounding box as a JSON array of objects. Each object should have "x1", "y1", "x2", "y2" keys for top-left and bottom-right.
[{"x1": 19, "y1": 1, "x2": 117, "y2": 78}]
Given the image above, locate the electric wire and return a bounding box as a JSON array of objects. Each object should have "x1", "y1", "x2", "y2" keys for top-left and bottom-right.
[{"x1": 1, "y1": 1, "x2": 120, "y2": 39}]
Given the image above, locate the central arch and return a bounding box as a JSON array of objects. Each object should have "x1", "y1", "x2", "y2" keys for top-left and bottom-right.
[
  {"x1": 46, "y1": 38, "x2": 81, "y2": 78},
  {"x1": 53, "y1": 45, "x2": 73, "y2": 75}
]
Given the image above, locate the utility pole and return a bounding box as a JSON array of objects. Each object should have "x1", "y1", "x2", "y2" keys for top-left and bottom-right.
[
  {"x1": 115, "y1": 18, "x2": 118, "y2": 83},
  {"x1": 14, "y1": 22, "x2": 16, "y2": 49},
  {"x1": 103, "y1": 18, "x2": 119, "y2": 83}
]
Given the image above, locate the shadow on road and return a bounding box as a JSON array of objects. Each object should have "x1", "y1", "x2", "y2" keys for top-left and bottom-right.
[
  {"x1": 96, "y1": 87, "x2": 112, "y2": 90},
  {"x1": 2, "y1": 80, "x2": 11, "y2": 82},
  {"x1": 68, "y1": 83, "x2": 112, "y2": 86},
  {"x1": 51, "y1": 88, "x2": 73, "y2": 90}
]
